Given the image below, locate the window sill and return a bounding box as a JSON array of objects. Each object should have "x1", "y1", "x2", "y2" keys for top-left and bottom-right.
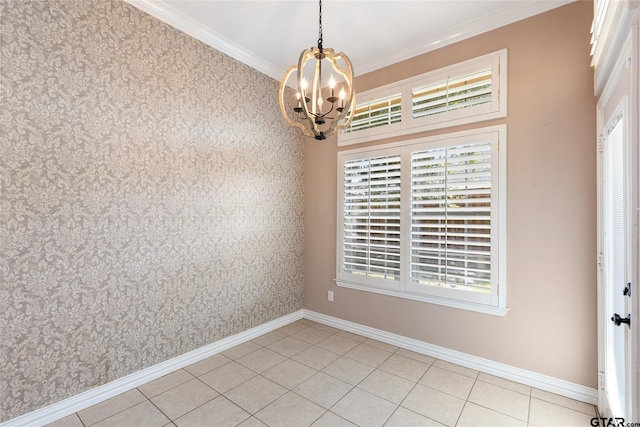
[{"x1": 335, "y1": 279, "x2": 509, "y2": 317}]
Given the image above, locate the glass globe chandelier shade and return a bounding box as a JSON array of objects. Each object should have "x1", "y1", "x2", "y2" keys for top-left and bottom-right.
[{"x1": 278, "y1": 1, "x2": 356, "y2": 140}]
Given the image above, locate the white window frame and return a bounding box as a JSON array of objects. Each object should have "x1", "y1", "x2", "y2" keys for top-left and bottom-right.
[
  {"x1": 336, "y1": 125, "x2": 508, "y2": 316},
  {"x1": 342, "y1": 88, "x2": 403, "y2": 142},
  {"x1": 339, "y1": 50, "x2": 507, "y2": 146}
]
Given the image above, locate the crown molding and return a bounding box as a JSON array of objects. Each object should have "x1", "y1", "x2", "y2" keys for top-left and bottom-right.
[
  {"x1": 123, "y1": 0, "x2": 286, "y2": 81},
  {"x1": 124, "y1": 0, "x2": 574, "y2": 81},
  {"x1": 356, "y1": 0, "x2": 575, "y2": 75}
]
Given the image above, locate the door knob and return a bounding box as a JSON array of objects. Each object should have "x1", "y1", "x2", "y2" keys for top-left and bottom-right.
[{"x1": 611, "y1": 313, "x2": 631, "y2": 327}]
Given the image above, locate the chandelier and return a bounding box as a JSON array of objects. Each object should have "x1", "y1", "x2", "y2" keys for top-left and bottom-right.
[{"x1": 278, "y1": 0, "x2": 355, "y2": 140}]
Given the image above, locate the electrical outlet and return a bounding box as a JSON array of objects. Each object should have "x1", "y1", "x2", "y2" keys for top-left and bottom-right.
[{"x1": 328, "y1": 291, "x2": 334, "y2": 302}]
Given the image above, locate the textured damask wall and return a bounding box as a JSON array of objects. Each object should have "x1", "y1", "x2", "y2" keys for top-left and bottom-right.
[{"x1": 0, "y1": 0, "x2": 304, "y2": 422}]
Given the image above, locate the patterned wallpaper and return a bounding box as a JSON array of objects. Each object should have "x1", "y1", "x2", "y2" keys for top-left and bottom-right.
[{"x1": 0, "y1": 0, "x2": 304, "y2": 421}]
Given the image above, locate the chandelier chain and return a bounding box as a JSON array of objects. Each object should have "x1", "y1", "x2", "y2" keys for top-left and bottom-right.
[{"x1": 317, "y1": 0, "x2": 323, "y2": 49}]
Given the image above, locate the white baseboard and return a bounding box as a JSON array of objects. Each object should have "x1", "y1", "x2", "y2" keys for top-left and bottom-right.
[
  {"x1": 1, "y1": 310, "x2": 304, "y2": 427},
  {"x1": 4, "y1": 308, "x2": 597, "y2": 426},
  {"x1": 303, "y1": 309, "x2": 598, "y2": 405}
]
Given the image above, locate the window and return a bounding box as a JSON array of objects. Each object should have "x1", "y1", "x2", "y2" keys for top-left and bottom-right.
[
  {"x1": 344, "y1": 93, "x2": 402, "y2": 135},
  {"x1": 343, "y1": 151, "x2": 402, "y2": 287},
  {"x1": 341, "y1": 87, "x2": 404, "y2": 142},
  {"x1": 339, "y1": 50, "x2": 506, "y2": 146},
  {"x1": 337, "y1": 126, "x2": 507, "y2": 315},
  {"x1": 411, "y1": 67, "x2": 493, "y2": 120}
]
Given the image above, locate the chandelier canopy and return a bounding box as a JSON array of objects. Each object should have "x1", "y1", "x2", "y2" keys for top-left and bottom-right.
[{"x1": 278, "y1": 0, "x2": 355, "y2": 140}]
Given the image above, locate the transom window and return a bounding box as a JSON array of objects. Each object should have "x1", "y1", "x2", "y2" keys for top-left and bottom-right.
[
  {"x1": 411, "y1": 67, "x2": 493, "y2": 119},
  {"x1": 338, "y1": 50, "x2": 506, "y2": 146},
  {"x1": 344, "y1": 94, "x2": 402, "y2": 134}
]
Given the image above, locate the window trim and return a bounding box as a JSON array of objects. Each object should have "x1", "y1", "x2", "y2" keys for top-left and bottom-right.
[
  {"x1": 336, "y1": 125, "x2": 508, "y2": 316},
  {"x1": 343, "y1": 89, "x2": 403, "y2": 141},
  {"x1": 338, "y1": 49, "x2": 507, "y2": 146}
]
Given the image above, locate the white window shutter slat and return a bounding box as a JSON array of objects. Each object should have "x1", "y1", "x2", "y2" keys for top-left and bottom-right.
[
  {"x1": 345, "y1": 94, "x2": 402, "y2": 134},
  {"x1": 343, "y1": 154, "x2": 402, "y2": 281},
  {"x1": 412, "y1": 68, "x2": 493, "y2": 120},
  {"x1": 410, "y1": 142, "x2": 492, "y2": 293}
]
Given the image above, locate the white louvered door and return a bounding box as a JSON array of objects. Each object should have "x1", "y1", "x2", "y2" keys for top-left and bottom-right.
[{"x1": 596, "y1": 28, "x2": 636, "y2": 419}]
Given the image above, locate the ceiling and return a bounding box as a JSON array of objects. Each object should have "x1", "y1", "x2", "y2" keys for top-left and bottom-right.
[{"x1": 125, "y1": 0, "x2": 574, "y2": 82}]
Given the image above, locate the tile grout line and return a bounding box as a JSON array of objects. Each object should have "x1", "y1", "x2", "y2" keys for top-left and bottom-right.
[
  {"x1": 75, "y1": 412, "x2": 87, "y2": 427},
  {"x1": 260, "y1": 331, "x2": 341, "y2": 425},
  {"x1": 455, "y1": 373, "x2": 481, "y2": 426},
  {"x1": 77, "y1": 390, "x2": 148, "y2": 427},
  {"x1": 282, "y1": 324, "x2": 368, "y2": 426},
  {"x1": 527, "y1": 385, "x2": 533, "y2": 427},
  {"x1": 143, "y1": 392, "x2": 175, "y2": 425},
  {"x1": 386, "y1": 353, "x2": 442, "y2": 426},
  {"x1": 343, "y1": 344, "x2": 398, "y2": 426},
  {"x1": 385, "y1": 348, "x2": 424, "y2": 425},
  {"x1": 229, "y1": 324, "x2": 334, "y2": 425},
  {"x1": 142, "y1": 374, "x2": 222, "y2": 425},
  {"x1": 58, "y1": 320, "x2": 595, "y2": 427}
]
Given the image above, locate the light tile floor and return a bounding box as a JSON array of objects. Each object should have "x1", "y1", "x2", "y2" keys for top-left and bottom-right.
[{"x1": 46, "y1": 319, "x2": 597, "y2": 427}]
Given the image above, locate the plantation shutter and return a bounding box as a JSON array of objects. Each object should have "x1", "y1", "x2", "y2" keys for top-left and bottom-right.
[
  {"x1": 590, "y1": 0, "x2": 610, "y2": 56},
  {"x1": 412, "y1": 68, "x2": 493, "y2": 119},
  {"x1": 342, "y1": 154, "x2": 402, "y2": 281},
  {"x1": 410, "y1": 142, "x2": 492, "y2": 293},
  {"x1": 345, "y1": 94, "x2": 402, "y2": 134}
]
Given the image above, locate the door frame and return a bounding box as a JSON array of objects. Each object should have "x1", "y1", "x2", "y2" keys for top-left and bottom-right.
[{"x1": 595, "y1": 22, "x2": 639, "y2": 420}]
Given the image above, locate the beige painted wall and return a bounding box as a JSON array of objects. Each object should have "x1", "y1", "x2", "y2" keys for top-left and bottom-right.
[{"x1": 304, "y1": 1, "x2": 597, "y2": 387}]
